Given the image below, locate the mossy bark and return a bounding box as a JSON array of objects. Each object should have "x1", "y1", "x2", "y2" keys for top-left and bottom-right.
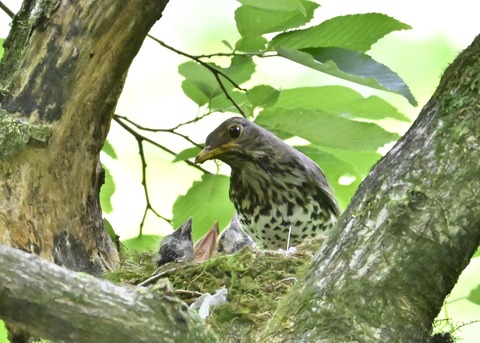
[
  {"x1": 0, "y1": 1, "x2": 168, "y2": 273},
  {"x1": 0, "y1": 245, "x2": 218, "y2": 343},
  {"x1": 105, "y1": 242, "x2": 322, "y2": 343},
  {"x1": 261, "y1": 35, "x2": 480, "y2": 342}
]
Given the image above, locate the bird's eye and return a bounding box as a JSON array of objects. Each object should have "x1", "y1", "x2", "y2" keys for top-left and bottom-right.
[{"x1": 228, "y1": 125, "x2": 242, "y2": 139}]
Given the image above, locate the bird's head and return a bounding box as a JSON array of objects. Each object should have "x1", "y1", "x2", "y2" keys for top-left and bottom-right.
[{"x1": 195, "y1": 117, "x2": 274, "y2": 166}]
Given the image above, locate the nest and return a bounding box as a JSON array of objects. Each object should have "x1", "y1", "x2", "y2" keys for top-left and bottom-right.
[{"x1": 105, "y1": 239, "x2": 323, "y2": 342}]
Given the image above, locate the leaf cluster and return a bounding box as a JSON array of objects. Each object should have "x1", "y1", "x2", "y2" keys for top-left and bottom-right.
[{"x1": 167, "y1": 1, "x2": 416, "y2": 236}]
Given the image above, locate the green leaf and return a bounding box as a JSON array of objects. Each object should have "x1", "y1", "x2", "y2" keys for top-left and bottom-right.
[
  {"x1": 270, "y1": 13, "x2": 411, "y2": 52},
  {"x1": 467, "y1": 285, "x2": 480, "y2": 305},
  {"x1": 0, "y1": 320, "x2": 7, "y2": 343},
  {"x1": 318, "y1": 147, "x2": 381, "y2": 177},
  {"x1": 221, "y1": 40, "x2": 233, "y2": 51},
  {"x1": 0, "y1": 39, "x2": 4, "y2": 60},
  {"x1": 238, "y1": 0, "x2": 306, "y2": 14},
  {"x1": 275, "y1": 86, "x2": 410, "y2": 122},
  {"x1": 179, "y1": 61, "x2": 212, "y2": 80},
  {"x1": 102, "y1": 140, "x2": 117, "y2": 159},
  {"x1": 235, "y1": 36, "x2": 267, "y2": 52},
  {"x1": 179, "y1": 58, "x2": 255, "y2": 106},
  {"x1": 172, "y1": 174, "x2": 235, "y2": 241},
  {"x1": 247, "y1": 85, "x2": 280, "y2": 108},
  {"x1": 235, "y1": 1, "x2": 318, "y2": 37},
  {"x1": 179, "y1": 61, "x2": 222, "y2": 105},
  {"x1": 181, "y1": 80, "x2": 208, "y2": 106},
  {"x1": 122, "y1": 234, "x2": 161, "y2": 252},
  {"x1": 295, "y1": 145, "x2": 361, "y2": 209},
  {"x1": 256, "y1": 107, "x2": 399, "y2": 151},
  {"x1": 173, "y1": 146, "x2": 202, "y2": 163},
  {"x1": 473, "y1": 246, "x2": 480, "y2": 259},
  {"x1": 297, "y1": 146, "x2": 382, "y2": 208},
  {"x1": 209, "y1": 90, "x2": 250, "y2": 116},
  {"x1": 221, "y1": 56, "x2": 256, "y2": 85},
  {"x1": 277, "y1": 47, "x2": 417, "y2": 105},
  {"x1": 100, "y1": 167, "x2": 115, "y2": 214},
  {"x1": 307, "y1": 47, "x2": 417, "y2": 106},
  {"x1": 103, "y1": 218, "x2": 118, "y2": 242}
]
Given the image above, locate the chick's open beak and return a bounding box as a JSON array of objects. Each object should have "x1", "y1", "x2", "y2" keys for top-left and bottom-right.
[{"x1": 195, "y1": 142, "x2": 239, "y2": 164}]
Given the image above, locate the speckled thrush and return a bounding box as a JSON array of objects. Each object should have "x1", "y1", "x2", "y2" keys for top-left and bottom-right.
[{"x1": 195, "y1": 117, "x2": 340, "y2": 249}]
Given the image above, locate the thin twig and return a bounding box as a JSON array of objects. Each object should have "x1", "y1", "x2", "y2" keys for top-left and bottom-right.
[
  {"x1": 453, "y1": 319, "x2": 480, "y2": 332},
  {"x1": 211, "y1": 71, "x2": 246, "y2": 117},
  {"x1": 147, "y1": 35, "x2": 247, "y2": 117},
  {"x1": 137, "y1": 266, "x2": 179, "y2": 286},
  {"x1": 113, "y1": 116, "x2": 215, "y2": 235},
  {"x1": 195, "y1": 51, "x2": 276, "y2": 59},
  {"x1": 113, "y1": 115, "x2": 212, "y2": 233},
  {"x1": 276, "y1": 277, "x2": 297, "y2": 285},
  {"x1": 113, "y1": 116, "x2": 209, "y2": 174},
  {"x1": 170, "y1": 112, "x2": 211, "y2": 130},
  {"x1": 174, "y1": 289, "x2": 204, "y2": 297},
  {"x1": 148, "y1": 35, "x2": 247, "y2": 91},
  {"x1": 445, "y1": 296, "x2": 467, "y2": 304},
  {"x1": 136, "y1": 138, "x2": 170, "y2": 232},
  {"x1": 0, "y1": 1, "x2": 14, "y2": 18},
  {"x1": 113, "y1": 114, "x2": 203, "y2": 148}
]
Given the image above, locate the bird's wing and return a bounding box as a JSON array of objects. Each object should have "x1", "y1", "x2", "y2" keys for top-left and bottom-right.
[{"x1": 300, "y1": 153, "x2": 341, "y2": 216}]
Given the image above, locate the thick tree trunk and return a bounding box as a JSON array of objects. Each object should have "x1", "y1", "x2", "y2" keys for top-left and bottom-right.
[
  {"x1": 0, "y1": 0, "x2": 167, "y2": 273},
  {"x1": 261, "y1": 35, "x2": 480, "y2": 342},
  {"x1": 0, "y1": 245, "x2": 218, "y2": 343},
  {"x1": 0, "y1": 2, "x2": 169, "y2": 339}
]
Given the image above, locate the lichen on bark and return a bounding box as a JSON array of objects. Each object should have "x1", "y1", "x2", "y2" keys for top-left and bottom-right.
[{"x1": 0, "y1": 109, "x2": 50, "y2": 159}]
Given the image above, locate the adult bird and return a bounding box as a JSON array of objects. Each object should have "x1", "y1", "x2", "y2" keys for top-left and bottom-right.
[{"x1": 195, "y1": 117, "x2": 340, "y2": 249}]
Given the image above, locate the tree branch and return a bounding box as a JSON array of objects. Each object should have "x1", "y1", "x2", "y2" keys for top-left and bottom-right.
[
  {"x1": 195, "y1": 51, "x2": 276, "y2": 59},
  {"x1": 113, "y1": 115, "x2": 209, "y2": 174},
  {"x1": 114, "y1": 114, "x2": 204, "y2": 148},
  {"x1": 0, "y1": 1, "x2": 14, "y2": 18},
  {"x1": 136, "y1": 138, "x2": 170, "y2": 231},
  {"x1": 0, "y1": 0, "x2": 171, "y2": 280},
  {"x1": 0, "y1": 245, "x2": 218, "y2": 343}
]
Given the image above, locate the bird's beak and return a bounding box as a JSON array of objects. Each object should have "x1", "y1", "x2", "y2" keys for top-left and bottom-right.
[
  {"x1": 195, "y1": 142, "x2": 239, "y2": 164},
  {"x1": 194, "y1": 221, "x2": 219, "y2": 261}
]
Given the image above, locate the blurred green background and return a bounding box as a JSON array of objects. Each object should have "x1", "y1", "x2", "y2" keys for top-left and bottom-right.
[{"x1": 0, "y1": 0, "x2": 479, "y2": 341}]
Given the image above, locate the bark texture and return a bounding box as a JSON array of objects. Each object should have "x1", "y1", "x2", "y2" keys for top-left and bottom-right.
[
  {"x1": 0, "y1": 245, "x2": 218, "y2": 343},
  {"x1": 261, "y1": 35, "x2": 480, "y2": 342},
  {"x1": 0, "y1": 0, "x2": 168, "y2": 274}
]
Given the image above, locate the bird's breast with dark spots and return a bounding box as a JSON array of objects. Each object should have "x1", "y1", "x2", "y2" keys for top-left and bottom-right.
[{"x1": 230, "y1": 175, "x2": 336, "y2": 249}]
